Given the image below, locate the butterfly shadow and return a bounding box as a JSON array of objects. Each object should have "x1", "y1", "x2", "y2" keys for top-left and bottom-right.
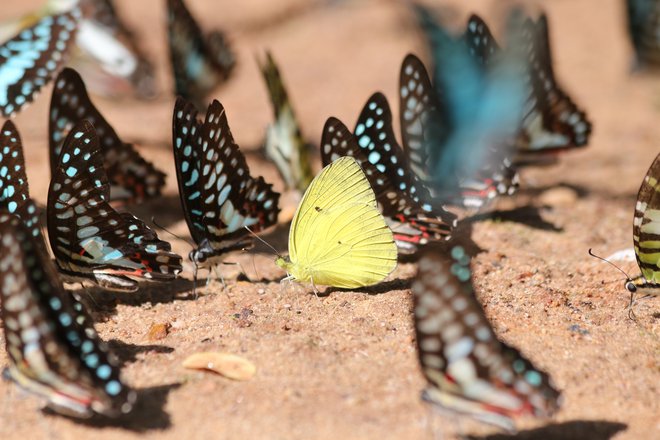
[
  {"x1": 465, "y1": 205, "x2": 563, "y2": 232},
  {"x1": 46, "y1": 382, "x2": 182, "y2": 432},
  {"x1": 468, "y1": 420, "x2": 627, "y2": 440},
  {"x1": 321, "y1": 277, "x2": 413, "y2": 297},
  {"x1": 106, "y1": 339, "x2": 175, "y2": 367},
  {"x1": 75, "y1": 278, "x2": 199, "y2": 321}
]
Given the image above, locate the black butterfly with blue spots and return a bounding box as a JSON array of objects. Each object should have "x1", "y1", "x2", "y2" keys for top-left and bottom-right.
[
  {"x1": 319, "y1": 93, "x2": 456, "y2": 254},
  {"x1": 0, "y1": 120, "x2": 41, "y2": 241},
  {"x1": 167, "y1": 0, "x2": 235, "y2": 110},
  {"x1": 172, "y1": 97, "x2": 280, "y2": 277},
  {"x1": 0, "y1": 6, "x2": 81, "y2": 118},
  {"x1": 47, "y1": 120, "x2": 182, "y2": 292},
  {"x1": 463, "y1": 13, "x2": 591, "y2": 166},
  {"x1": 49, "y1": 68, "x2": 166, "y2": 203},
  {"x1": 0, "y1": 212, "x2": 136, "y2": 418}
]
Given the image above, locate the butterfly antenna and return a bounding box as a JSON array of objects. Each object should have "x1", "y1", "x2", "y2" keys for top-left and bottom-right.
[
  {"x1": 244, "y1": 226, "x2": 280, "y2": 256},
  {"x1": 151, "y1": 217, "x2": 195, "y2": 248},
  {"x1": 587, "y1": 248, "x2": 632, "y2": 280}
]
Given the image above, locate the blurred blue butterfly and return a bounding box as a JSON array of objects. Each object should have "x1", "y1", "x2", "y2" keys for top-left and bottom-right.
[{"x1": 409, "y1": 5, "x2": 526, "y2": 207}]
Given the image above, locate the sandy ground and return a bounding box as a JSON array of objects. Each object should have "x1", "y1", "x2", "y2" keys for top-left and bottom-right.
[{"x1": 0, "y1": 0, "x2": 659, "y2": 439}]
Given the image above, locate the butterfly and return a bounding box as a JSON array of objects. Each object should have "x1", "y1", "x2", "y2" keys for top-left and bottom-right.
[
  {"x1": 412, "y1": 245, "x2": 561, "y2": 431},
  {"x1": 47, "y1": 120, "x2": 183, "y2": 292},
  {"x1": 0, "y1": 212, "x2": 137, "y2": 418},
  {"x1": 275, "y1": 156, "x2": 397, "y2": 289},
  {"x1": 0, "y1": 120, "x2": 41, "y2": 241},
  {"x1": 398, "y1": 52, "x2": 521, "y2": 209},
  {"x1": 172, "y1": 97, "x2": 280, "y2": 278},
  {"x1": 626, "y1": 152, "x2": 660, "y2": 304},
  {"x1": 258, "y1": 50, "x2": 314, "y2": 193},
  {"x1": 0, "y1": 5, "x2": 81, "y2": 118},
  {"x1": 71, "y1": 0, "x2": 158, "y2": 99},
  {"x1": 319, "y1": 97, "x2": 456, "y2": 254},
  {"x1": 49, "y1": 67, "x2": 166, "y2": 203},
  {"x1": 626, "y1": 0, "x2": 660, "y2": 69},
  {"x1": 463, "y1": 13, "x2": 591, "y2": 167},
  {"x1": 167, "y1": 0, "x2": 235, "y2": 110}
]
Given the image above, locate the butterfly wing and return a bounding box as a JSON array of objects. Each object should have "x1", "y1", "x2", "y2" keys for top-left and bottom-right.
[
  {"x1": 47, "y1": 121, "x2": 182, "y2": 291},
  {"x1": 0, "y1": 6, "x2": 81, "y2": 117},
  {"x1": 413, "y1": 246, "x2": 560, "y2": 430},
  {"x1": 0, "y1": 213, "x2": 136, "y2": 417},
  {"x1": 258, "y1": 51, "x2": 313, "y2": 192},
  {"x1": 633, "y1": 152, "x2": 660, "y2": 284},
  {"x1": 49, "y1": 68, "x2": 166, "y2": 202},
  {"x1": 286, "y1": 156, "x2": 397, "y2": 288},
  {"x1": 166, "y1": 0, "x2": 235, "y2": 109},
  {"x1": 0, "y1": 121, "x2": 41, "y2": 240}
]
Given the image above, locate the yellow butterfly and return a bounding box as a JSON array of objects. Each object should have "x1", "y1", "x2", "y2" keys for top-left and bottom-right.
[{"x1": 276, "y1": 156, "x2": 398, "y2": 289}]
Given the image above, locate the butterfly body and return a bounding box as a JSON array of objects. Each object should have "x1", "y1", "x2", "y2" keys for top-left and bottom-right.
[
  {"x1": 0, "y1": 6, "x2": 81, "y2": 117},
  {"x1": 0, "y1": 213, "x2": 136, "y2": 417},
  {"x1": 48, "y1": 120, "x2": 182, "y2": 292},
  {"x1": 277, "y1": 156, "x2": 397, "y2": 289},
  {"x1": 172, "y1": 97, "x2": 280, "y2": 273},
  {"x1": 49, "y1": 68, "x2": 166, "y2": 203},
  {"x1": 413, "y1": 246, "x2": 560, "y2": 430},
  {"x1": 258, "y1": 51, "x2": 314, "y2": 193}
]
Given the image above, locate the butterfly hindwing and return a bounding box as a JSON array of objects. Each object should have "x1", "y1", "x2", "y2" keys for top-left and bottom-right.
[
  {"x1": 47, "y1": 120, "x2": 182, "y2": 291},
  {"x1": 0, "y1": 6, "x2": 81, "y2": 117},
  {"x1": 49, "y1": 68, "x2": 166, "y2": 203},
  {"x1": 0, "y1": 213, "x2": 136, "y2": 417},
  {"x1": 413, "y1": 246, "x2": 561, "y2": 430},
  {"x1": 277, "y1": 156, "x2": 397, "y2": 289}
]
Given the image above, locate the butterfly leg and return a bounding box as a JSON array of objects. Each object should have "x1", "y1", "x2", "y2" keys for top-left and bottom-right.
[
  {"x1": 192, "y1": 262, "x2": 199, "y2": 299},
  {"x1": 310, "y1": 277, "x2": 320, "y2": 298}
]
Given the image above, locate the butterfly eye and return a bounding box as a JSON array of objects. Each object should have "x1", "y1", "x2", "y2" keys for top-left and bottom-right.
[{"x1": 625, "y1": 281, "x2": 637, "y2": 293}]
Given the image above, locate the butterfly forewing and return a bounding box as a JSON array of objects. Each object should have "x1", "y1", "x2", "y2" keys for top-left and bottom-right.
[
  {"x1": 166, "y1": 0, "x2": 235, "y2": 109},
  {"x1": 627, "y1": 0, "x2": 660, "y2": 68},
  {"x1": 49, "y1": 68, "x2": 166, "y2": 203},
  {"x1": 258, "y1": 51, "x2": 313, "y2": 192},
  {"x1": 0, "y1": 6, "x2": 81, "y2": 117},
  {"x1": 413, "y1": 246, "x2": 561, "y2": 429},
  {"x1": 47, "y1": 120, "x2": 182, "y2": 291},
  {"x1": 0, "y1": 121, "x2": 41, "y2": 240},
  {"x1": 0, "y1": 213, "x2": 136, "y2": 417}
]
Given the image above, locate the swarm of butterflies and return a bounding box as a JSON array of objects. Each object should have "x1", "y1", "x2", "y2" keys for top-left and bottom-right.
[{"x1": 0, "y1": 0, "x2": 654, "y2": 434}]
